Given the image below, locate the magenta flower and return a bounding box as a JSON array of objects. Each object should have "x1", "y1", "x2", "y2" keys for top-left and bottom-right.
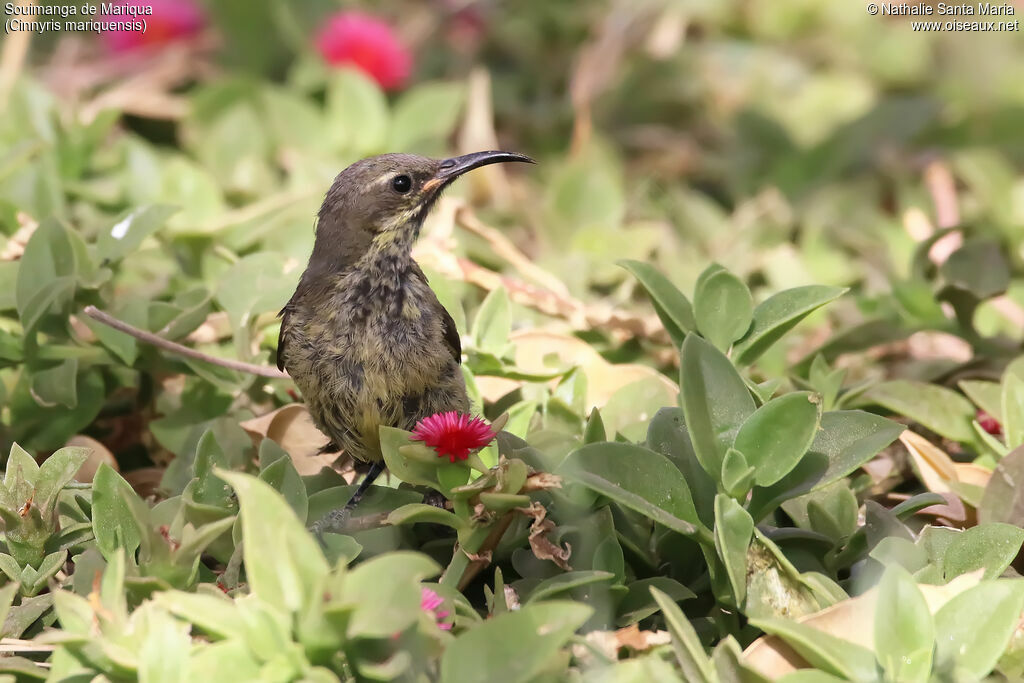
[
  {"x1": 411, "y1": 412, "x2": 496, "y2": 463},
  {"x1": 314, "y1": 11, "x2": 412, "y2": 91},
  {"x1": 420, "y1": 587, "x2": 452, "y2": 630},
  {"x1": 101, "y1": 0, "x2": 205, "y2": 53}
]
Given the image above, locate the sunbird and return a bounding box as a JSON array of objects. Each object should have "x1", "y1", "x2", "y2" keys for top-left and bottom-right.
[{"x1": 277, "y1": 151, "x2": 534, "y2": 535}]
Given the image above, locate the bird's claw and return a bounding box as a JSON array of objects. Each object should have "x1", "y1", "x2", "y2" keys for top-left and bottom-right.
[{"x1": 309, "y1": 506, "x2": 354, "y2": 548}]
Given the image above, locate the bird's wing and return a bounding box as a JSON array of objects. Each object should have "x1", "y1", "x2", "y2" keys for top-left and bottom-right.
[
  {"x1": 412, "y1": 264, "x2": 462, "y2": 364},
  {"x1": 440, "y1": 303, "x2": 462, "y2": 364},
  {"x1": 276, "y1": 302, "x2": 292, "y2": 371}
]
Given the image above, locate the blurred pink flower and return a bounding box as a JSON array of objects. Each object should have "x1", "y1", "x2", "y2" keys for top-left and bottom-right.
[
  {"x1": 102, "y1": 0, "x2": 205, "y2": 53},
  {"x1": 977, "y1": 410, "x2": 1002, "y2": 436},
  {"x1": 420, "y1": 587, "x2": 452, "y2": 630},
  {"x1": 315, "y1": 11, "x2": 412, "y2": 91}
]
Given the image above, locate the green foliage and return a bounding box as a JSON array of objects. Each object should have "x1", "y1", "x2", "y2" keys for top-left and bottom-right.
[
  {"x1": 440, "y1": 602, "x2": 592, "y2": 683},
  {"x1": 0, "y1": 256, "x2": 919, "y2": 679},
  {"x1": 560, "y1": 442, "x2": 702, "y2": 538}
]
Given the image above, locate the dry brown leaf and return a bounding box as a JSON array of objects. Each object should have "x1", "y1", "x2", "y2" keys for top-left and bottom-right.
[
  {"x1": 743, "y1": 571, "x2": 983, "y2": 678},
  {"x1": 185, "y1": 311, "x2": 232, "y2": 344},
  {"x1": 582, "y1": 625, "x2": 672, "y2": 660},
  {"x1": 68, "y1": 315, "x2": 97, "y2": 343},
  {"x1": 921, "y1": 569, "x2": 987, "y2": 610},
  {"x1": 503, "y1": 584, "x2": 521, "y2": 611},
  {"x1": 900, "y1": 431, "x2": 993, "y2": 510},
  {"x1": 456, "y1": 69, "x2": 513, "y2": 207},
  {"x1": 861, "y1": 451, "x2": 903, "y2": 495},
  {"x1": 529, "y1": 520, "x2": 571, "y2": 571},
  {"x1": 990, "y1": 295, "x2": 1024, "y2": 332},
  {"x1": 900, "y1": 162, "x2": 961, "y2": 267},
  {"x1": 644, "y1": 4, "x2": 686, "y2": 58},
  {"x1": 463, "y1": 549, "x2": 493, "y2": 565},
  {"x1": 66, "y1": 435, "x2": 118, "y2": 483},
  {"x1": 522, "y1": 471, "x2": 563, "y2": 492},
  {"x1": 615, "y1": 624, "x2": 672, "y2": 651},
  {"x1": 925, "y1": 242, "x2": 964, "y2": 290},
  {"x1": 905, "y1": 331, "x2": 972, "y2": 363},
  {"x1": 925, "y1": 160, "x2": 960, "y2": 231},
  {"x1": 519, "y1": 501, "x2": 572, "y2": 571},
  {"x1": 954, "y1": 462, "x2": 993, "y2": 490},
  {"x1": 474, "y1": 376, "x2": 521, "y2": 404},
  {"x1": 916, "y1": 492, "x2": 970, "y2": 528},
  {"x1": 0, "y1": 213, "x2": 38, "y2": 261},
  {"x1": 901, "y1": 430, "x2": 959, "y2": 495},
  {"x1": 903, "y1": 207, "x2": 934, "y2": 242},
  {"x1": 240, "y1": 404, "x2": 336, "y2": 476}
]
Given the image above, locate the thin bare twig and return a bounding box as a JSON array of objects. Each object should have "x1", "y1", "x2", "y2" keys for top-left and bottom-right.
[
  {"x1": 925, "y1": 160, "x2": 960, "y2": 230},
  {"x1": 455, "y1": 206, "x2": 570, "y2": 297},
  {"x1": 82, "y1": 306, "x2": 289, "y2": 379},
  {"x1": 418, "y1": 205, "x2": 667, "y2": 343},
  {"x1": 451, "y1": 255, "x2": 666, "y2": 342}
]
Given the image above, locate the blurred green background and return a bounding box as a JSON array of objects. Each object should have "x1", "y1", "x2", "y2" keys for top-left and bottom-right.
[{"x1": 2, "y1": 2, "x2": 1024, "y2": 680}]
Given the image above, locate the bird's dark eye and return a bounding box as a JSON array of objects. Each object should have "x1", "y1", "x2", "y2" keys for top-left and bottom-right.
[{"x1": 391, "y1": 175, "x2": 412, "y2": 193}]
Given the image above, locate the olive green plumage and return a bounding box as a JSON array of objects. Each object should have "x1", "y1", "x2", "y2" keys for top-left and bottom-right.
[{"x1": 278, "y1": 151, "x2": 532, "y2": 464}]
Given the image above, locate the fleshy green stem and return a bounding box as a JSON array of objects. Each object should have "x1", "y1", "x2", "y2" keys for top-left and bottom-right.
[
  {"x1": 439, "y1": 511, "x2": 515, "y2": 590},
  {"x1": 439, "y1": 525, "x2": 491, "y2": 589},
  {"x1": 695, "y1": 525, "x2": 715, "y2": 548}
]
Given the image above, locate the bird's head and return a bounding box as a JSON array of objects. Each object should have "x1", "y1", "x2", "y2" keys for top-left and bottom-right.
[{"x1": 309, "y1": 150, "x2": 533, "y2": 273}]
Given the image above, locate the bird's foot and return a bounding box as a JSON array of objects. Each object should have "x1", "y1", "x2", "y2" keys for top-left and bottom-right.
[
  {"x1": 309, "y1": 461, "x2": 385, "y2": 548},
  {"x1": 310, "y1": 506, "x2": 354, "y2": 547}
]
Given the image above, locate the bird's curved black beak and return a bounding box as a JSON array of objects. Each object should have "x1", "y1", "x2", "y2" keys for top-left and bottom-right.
[{"x1": 434, "y1": 150, "x2": 535, "y2": 184}]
